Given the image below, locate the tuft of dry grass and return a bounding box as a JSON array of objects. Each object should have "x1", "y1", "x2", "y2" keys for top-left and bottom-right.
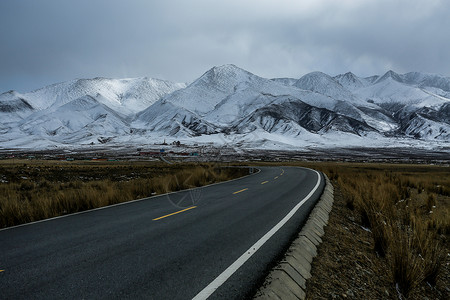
[
  {"x1": 328, "y1": 165, "x2": 448, "y2": 298},
  {"x1": 387, "y1": 216, "x2": 444, "y2": 299},
  {"x1": 319, "y1": 163, "x2": 448, "y2": 298}
]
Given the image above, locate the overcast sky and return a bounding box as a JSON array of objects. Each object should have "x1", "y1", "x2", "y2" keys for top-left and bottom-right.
[{"x1": 1, "y1": 0, "x2": 449, "y2": 93}]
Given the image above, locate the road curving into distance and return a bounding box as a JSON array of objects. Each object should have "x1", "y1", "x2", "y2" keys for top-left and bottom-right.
[{"x1": 0, "y1": 166, "x2": 324, "y2": 299}]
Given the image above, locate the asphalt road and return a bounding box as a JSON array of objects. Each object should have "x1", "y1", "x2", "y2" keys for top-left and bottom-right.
[{"x1": 0, "y1": 166, "x2": 324, "y2": 299}]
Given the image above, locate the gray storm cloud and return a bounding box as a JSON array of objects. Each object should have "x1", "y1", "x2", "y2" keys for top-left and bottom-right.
[{"x1": 1, "y1": 0, "x2": 449, "y2": 93}]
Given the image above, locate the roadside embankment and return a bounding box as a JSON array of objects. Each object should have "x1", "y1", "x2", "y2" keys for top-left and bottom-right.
[{"x1": 254, "y1": 174, "x2": 334, "y2": 299}]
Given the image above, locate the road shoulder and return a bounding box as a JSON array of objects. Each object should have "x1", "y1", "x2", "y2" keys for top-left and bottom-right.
[{"x1": 254, "y1": 174, "x2": 334, "y2": 300}]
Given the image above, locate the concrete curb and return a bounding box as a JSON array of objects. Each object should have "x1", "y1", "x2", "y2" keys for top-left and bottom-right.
[{"x1": 254, "y1": 174, "x2": 334, "y2": 300}]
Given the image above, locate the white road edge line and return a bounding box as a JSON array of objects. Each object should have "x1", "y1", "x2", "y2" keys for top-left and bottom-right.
[{"x1": 192, "y1": 170, "x2": 321, "y2": 300}]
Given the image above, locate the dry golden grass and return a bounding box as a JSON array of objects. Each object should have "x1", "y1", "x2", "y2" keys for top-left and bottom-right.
[{"x1": 314, "y1": 163, "x2": 448, "y2": 298}]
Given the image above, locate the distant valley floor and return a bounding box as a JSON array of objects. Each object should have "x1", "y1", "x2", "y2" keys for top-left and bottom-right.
[{"x1": 0, "y1": 145, "x2": 449, "y2": 164}]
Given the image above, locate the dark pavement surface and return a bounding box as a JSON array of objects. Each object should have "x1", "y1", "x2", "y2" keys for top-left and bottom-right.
[{"x1": 0, "y1": 166, "x2": 324, "y2": 299}]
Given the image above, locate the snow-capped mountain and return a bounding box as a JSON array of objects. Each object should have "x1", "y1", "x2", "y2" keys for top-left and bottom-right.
[
  {"x1": 0, "y1": 65, "x2": 449, "y2": 150},
  {"x1": 1, "y1": 77, "x2": 185, "y2": 116},
  {"x1": 0, "y1": 90, "x2": 35, "y2": 123},
  {"x1": 0, "y1": 77, "x2": 186, "y2": 148},
  {"x1": 294, "y1": 71, "x2": 356, "y2": 101},
  {"x1": 18, "y1": 95, "x2": 130, "y2": 144},
  {"x1": 333, "y1": 72, "x2": 369, "y2": 91}
]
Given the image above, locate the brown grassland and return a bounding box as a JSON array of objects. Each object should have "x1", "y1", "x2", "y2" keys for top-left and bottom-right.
[
  {"x1": 314, "y1": 163, "x2": 449, "y2": 299},
  {"x1": 1, "y1": 159, "x2": 448, "y2": 298}
]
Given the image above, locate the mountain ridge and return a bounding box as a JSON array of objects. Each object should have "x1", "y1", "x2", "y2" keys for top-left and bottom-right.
[{"x1": 0, "y1": 64, "x2": 449, "y2": 150}]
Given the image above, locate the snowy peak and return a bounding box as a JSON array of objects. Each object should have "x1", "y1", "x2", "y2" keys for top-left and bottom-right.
[
  {"x1": 355, "y1": 72, "x2": 449, "y2": 108},
  {"x1": 368, "y1": 71, "x2": 450, "y2": 93},
  {"x1": 0, "y1": 90, "x2": 35, "y2": 122},
  {"x1": 294, "y1": 71, "x2": 344, "y2": 93},
  {"x1": 190, "y1": 64, "x2": 265, "y2": 92},
  {"x1": 293, "y1": 71, "x2": 355, "y2": 102},
  {"x1": 404, "y1": 73, "x2": 450, "y2": 92},
  {"x1": 57, "y1": 95, "x2": 110, "y2": 112},
  {"x1": 294, "y1": 71, "x2": 336, "y2": 90},
  {"x1": 333, "y1": 72, "x2": 366, "y2": 90},
  {"x1": 374, "y1": 71, "x2": 450, "y2": 92},
  {"x1": 162, "y1": 64, "x2": 286, "y2": 116},
  {"x1": 18, "y1": 95, "x2": 130, "y2": 143},
  {"x1": 0, "y1": 90, "x2": 34, "y2": 111},
  {"x1": 6, "y1": 77, "x2": 185, "y2": 115},
  {"x1": 0, "y1": 90, "x2": 21, "y2": 100},
  {"x1": 375, "y1": 70, "x2": 403, "y2": 84}
]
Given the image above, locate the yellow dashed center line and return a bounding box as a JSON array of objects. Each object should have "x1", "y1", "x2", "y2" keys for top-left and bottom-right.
[
  {"x1": 153, "y1": 206, "x2": 197, "y2": 221},
  {"x1": 0, "y1": 270, "x2": 4, "y2": 272},
  {"x1": 274, "y1": 176, "x2": 279, "y2": 179},
  {"x1": 261, "y1": 181, "x2": 269, "y2": 185},
  {"x1": 233, "y1": 188, "x2": 248, "y2": 194}
]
